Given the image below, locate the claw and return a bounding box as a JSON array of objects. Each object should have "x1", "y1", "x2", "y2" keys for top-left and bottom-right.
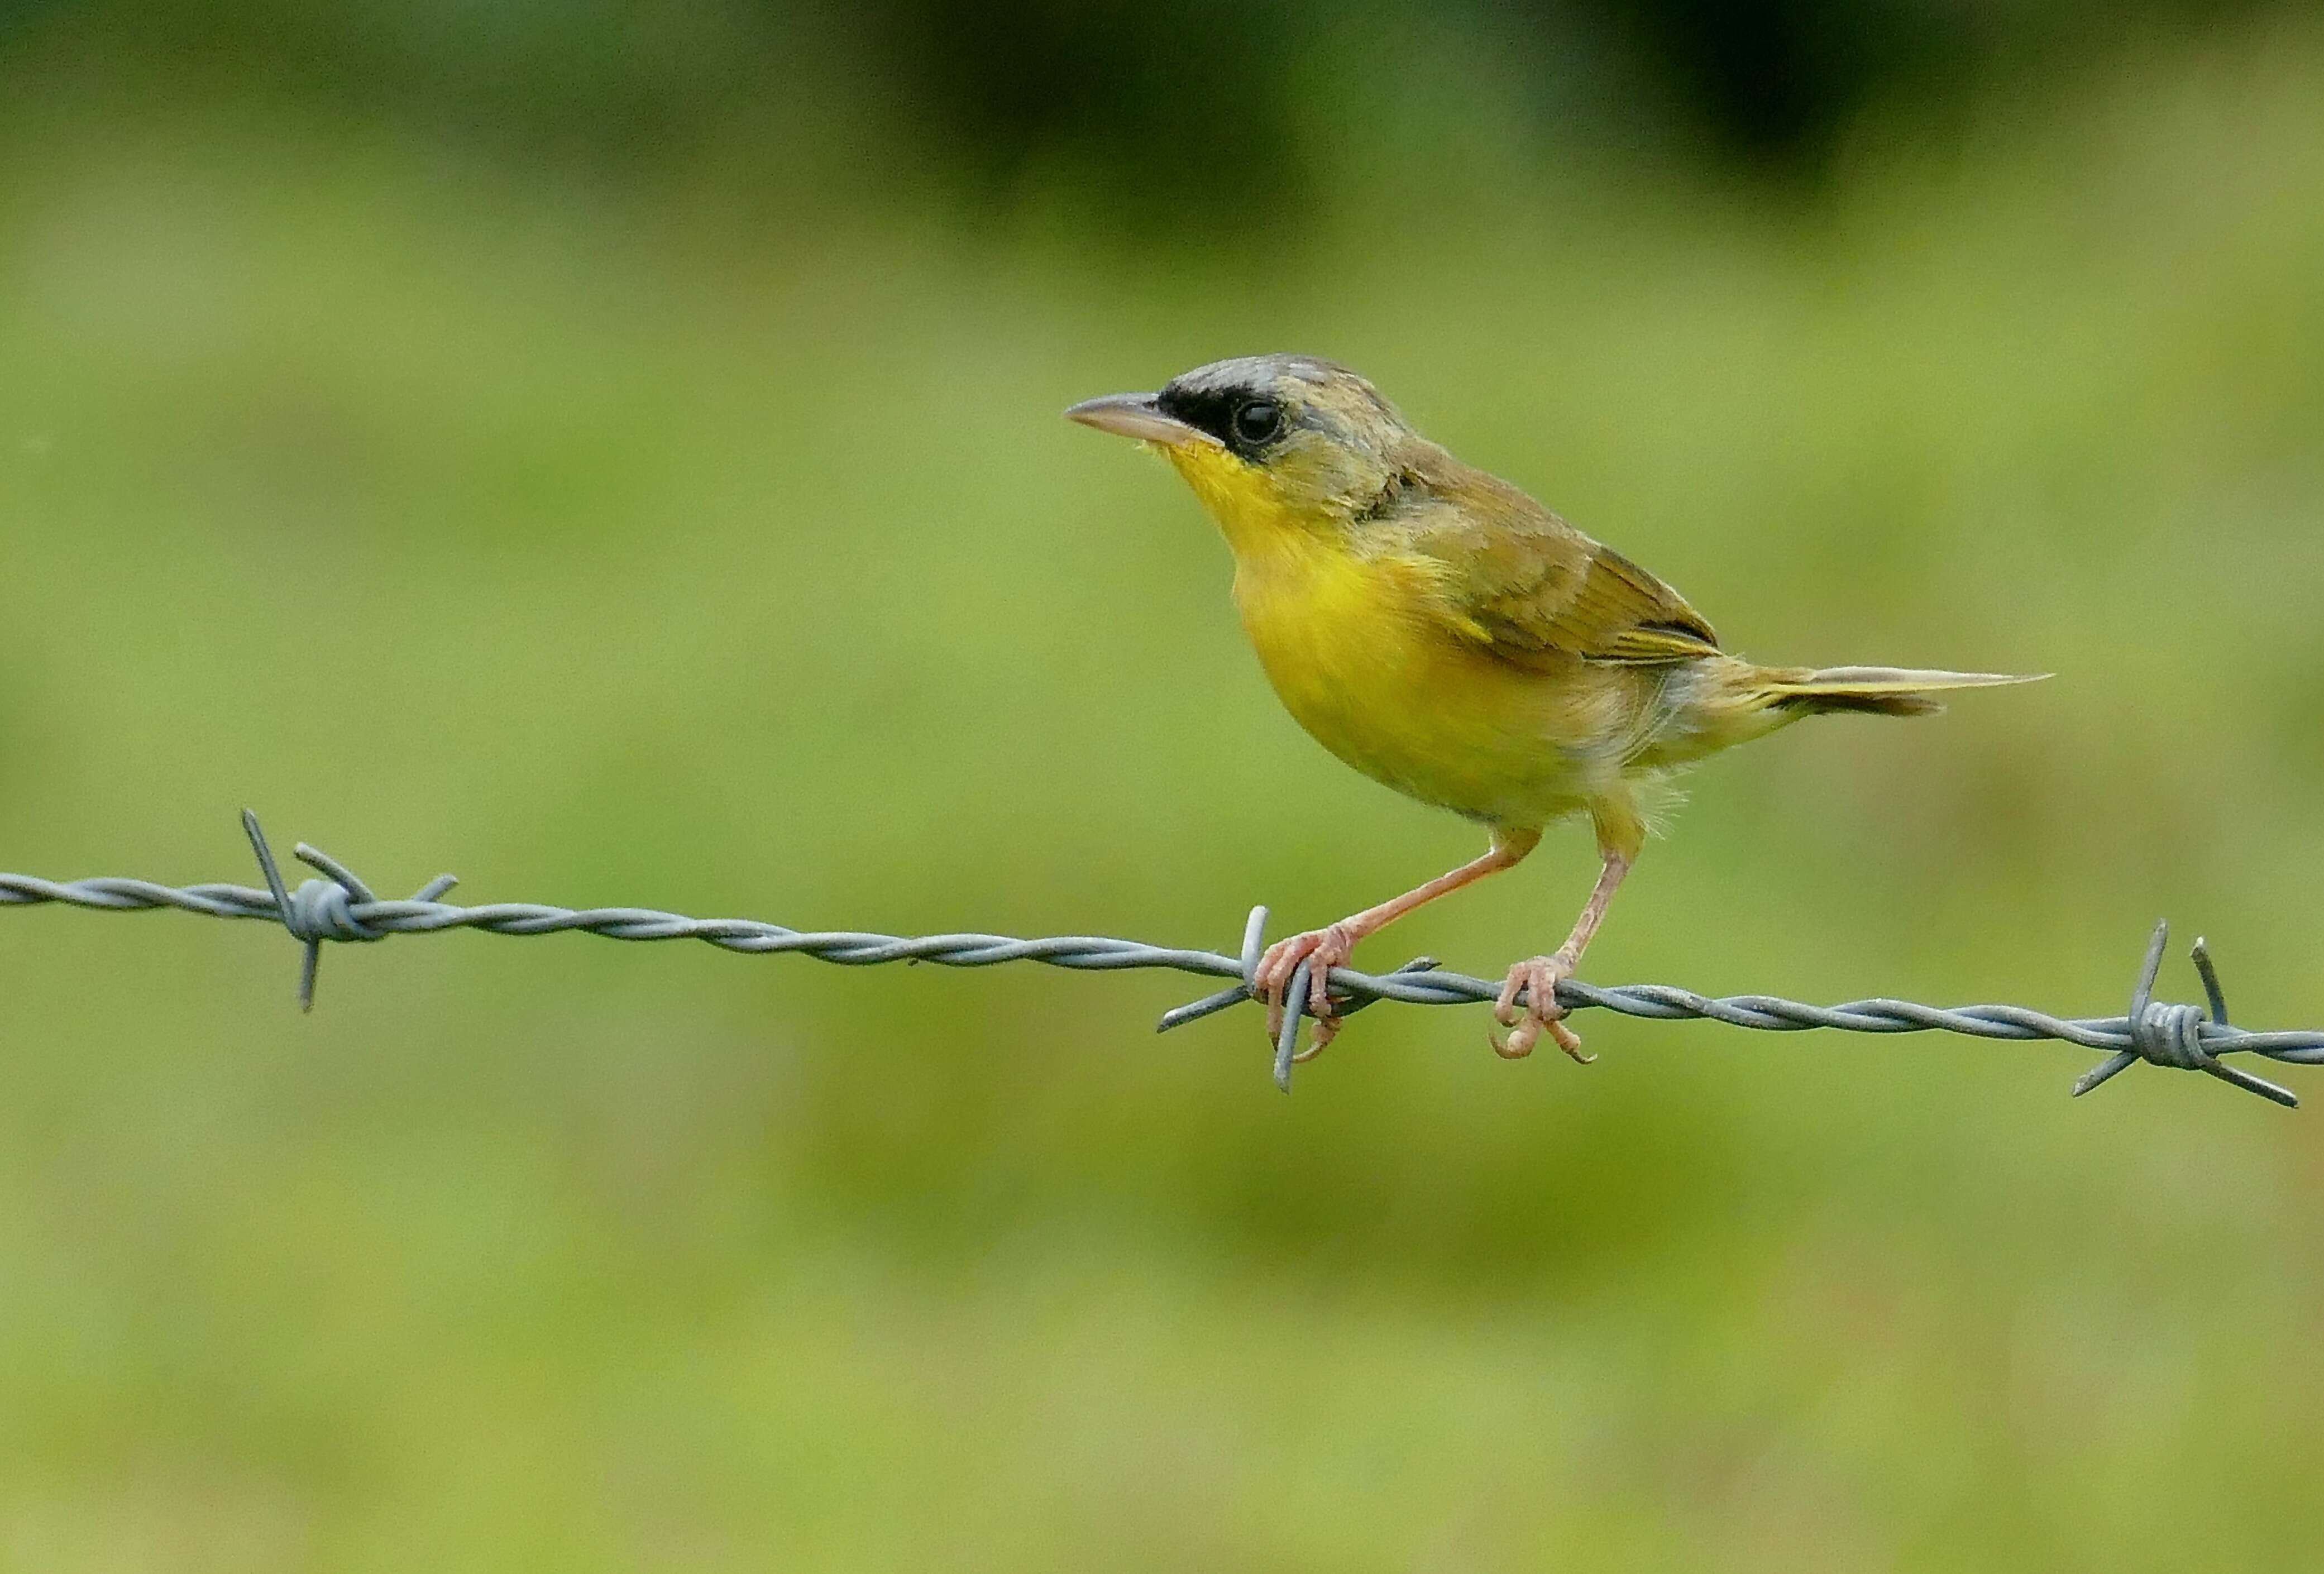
[
  {"x1": 1492, "y1": 953, "x2": 1595, "y2": 1065},
  {"x1": 1292, "y1": 1011, "x2": 1341, "y2": 1064},
  {"x1": 1254, "y1": 922, "x2": 1357, "y2": 1060}
]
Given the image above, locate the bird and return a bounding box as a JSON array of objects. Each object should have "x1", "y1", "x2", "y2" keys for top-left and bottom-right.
[{"x1": 1066, "y1": 355, "x2": 2040, "y2": 1064}]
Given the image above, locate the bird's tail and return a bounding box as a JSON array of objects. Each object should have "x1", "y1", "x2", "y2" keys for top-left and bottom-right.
[{"x1": 1758, "y1": 665, "x2": 2048, "y2": 718}]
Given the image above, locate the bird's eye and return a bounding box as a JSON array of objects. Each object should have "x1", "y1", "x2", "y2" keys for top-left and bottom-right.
[{"x1": 1232, "y1": 400, "x2": 1283, "y2": 446}]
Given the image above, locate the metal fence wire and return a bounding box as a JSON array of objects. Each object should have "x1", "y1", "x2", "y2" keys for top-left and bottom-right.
[{"x1": 1, "y1": 811, "x2": 2317, "y2": 1104}]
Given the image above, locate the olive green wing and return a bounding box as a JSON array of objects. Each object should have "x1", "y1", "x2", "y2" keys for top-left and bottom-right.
[{"x1": 1401, "y1": 472, "x2": 1719, "y2": 667}]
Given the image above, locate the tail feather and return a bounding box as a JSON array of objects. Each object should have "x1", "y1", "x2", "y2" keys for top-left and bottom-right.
[{"x1": 1764, "y1": 666, "x2": 2048, "y2": 719}]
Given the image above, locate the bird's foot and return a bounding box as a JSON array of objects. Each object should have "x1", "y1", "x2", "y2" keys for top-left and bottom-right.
[
  {"x1": 1491, "y1": 951, "x2": 1594, "y2": 1064},
  {"x1": 1255, "y1": 922, "x2": 1358, "y2": 1060}
]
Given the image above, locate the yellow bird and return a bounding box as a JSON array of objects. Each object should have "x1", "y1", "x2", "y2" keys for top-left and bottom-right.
[{"x1": 1067, "y1": 355, "x2": 2039, "y2": 1063}]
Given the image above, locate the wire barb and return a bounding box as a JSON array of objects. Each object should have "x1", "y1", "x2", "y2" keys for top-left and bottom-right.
[
  {"x1": 2069, "y1": 921, "x2": 2293, "y2": 1106},
  {"x1": 0, "y1": 814, "x2": 2317, "y2": 1104},
  {"x1": 239, "y1": 810, "x2": 458, "y2": 1011},
  {"x1": 1150, "y1": 904, "x2": 1446, "y2": 1090}
]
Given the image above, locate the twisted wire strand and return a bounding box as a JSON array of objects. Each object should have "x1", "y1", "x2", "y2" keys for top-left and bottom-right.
[{"x1": 0, "y1": 812, "x2": 2314, "y2": 1105}]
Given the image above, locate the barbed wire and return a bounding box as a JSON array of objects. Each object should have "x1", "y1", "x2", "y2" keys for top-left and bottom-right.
[{"x1": 0, "y1": 811, "x2": 2315, "y2": 1105}]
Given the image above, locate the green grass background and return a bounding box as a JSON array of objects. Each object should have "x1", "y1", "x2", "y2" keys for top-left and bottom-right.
[{"x1": 4, "y1": 20, "x2": 2324, "y2": 1571}]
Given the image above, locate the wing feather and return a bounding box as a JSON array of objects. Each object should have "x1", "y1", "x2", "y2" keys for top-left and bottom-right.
[{"x1": 1390, "y1": 462, "x2": 1717, "y2": 668}]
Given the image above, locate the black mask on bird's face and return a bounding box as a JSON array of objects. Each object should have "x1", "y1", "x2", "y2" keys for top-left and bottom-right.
[{"x1": 1069, "y1": 353, "x2": 1413, "y2": 528}]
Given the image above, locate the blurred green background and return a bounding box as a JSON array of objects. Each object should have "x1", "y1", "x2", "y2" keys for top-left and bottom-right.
[{"x1": 3, "y1": 1, "x2": 2323, "y2": 1567}]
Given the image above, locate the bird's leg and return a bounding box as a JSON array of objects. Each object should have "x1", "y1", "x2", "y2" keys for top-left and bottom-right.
[
  {"x1": 1257, "y1": 826, "x2": 1541, "y2": 1055},
  {"x1": 1493, "y1": 850, "x2": 1633, "y2": 1064}
]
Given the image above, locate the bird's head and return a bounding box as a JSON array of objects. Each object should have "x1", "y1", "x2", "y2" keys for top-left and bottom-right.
[{"x1": 1067, "y1": 355, "x2": 1419, "y2": 551}]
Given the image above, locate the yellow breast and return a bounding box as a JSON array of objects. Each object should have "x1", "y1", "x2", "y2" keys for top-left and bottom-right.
[{"x1": 1170, "y1": 446, "x2": 1614, "y2": 829}]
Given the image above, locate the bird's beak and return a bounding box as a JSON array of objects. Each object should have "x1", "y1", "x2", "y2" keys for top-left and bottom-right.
[{"x1": 1063, "y1": 391, "x2": 1219, "y2": 449}]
